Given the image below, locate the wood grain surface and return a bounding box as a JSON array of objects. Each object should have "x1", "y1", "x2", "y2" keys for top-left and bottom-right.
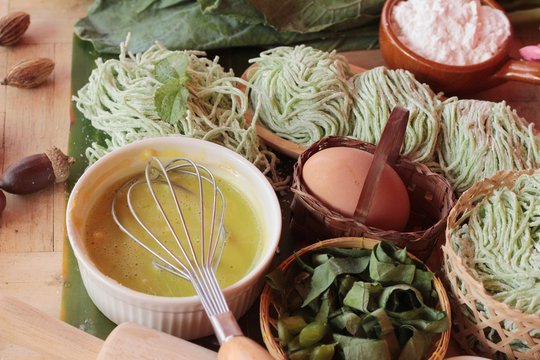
[
  {"x1": 0, "y1": 1, "x2": 539, "y2": 359},
  {"x1": 0, "y1": 1, "x2": 91, "y2": 358}
]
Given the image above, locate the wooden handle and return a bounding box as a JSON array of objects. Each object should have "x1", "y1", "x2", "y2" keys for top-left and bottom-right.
[
  {"x1": 0, "y1": 295, "x2": 102, "y2": 360},
  {"x1": 217, "y1": 336, "x2": 273, "y2": 360},
  {"x1": 98, "y1": 322, "x2": 217, "y2": 360},
  {"x1": 0, "y1": 295, "x2": 219, "y2": 359},
  {"x1": 354, "y1": 106, "x2": 409, "y2": 222},
  {"x1": 494, "y1": 59, "x2": 540, "y2": 84}
]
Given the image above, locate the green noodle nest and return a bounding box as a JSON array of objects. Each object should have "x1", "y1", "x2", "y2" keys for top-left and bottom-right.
[
  {"x1": 448, "y1": 172, "x2": 540, "y2": 315},
  {"x1": 73, "y1": 38, "x2": 287, "y2": 189},
  {"x1": 248, "y1": 45, "x2": 354, "y2": 146},
  {"x1": 436, "y1": 99, "x2": 540, "y2": 194},
  {"x1": 350, "y1": 66, "x2": 442, "y2": 163}
]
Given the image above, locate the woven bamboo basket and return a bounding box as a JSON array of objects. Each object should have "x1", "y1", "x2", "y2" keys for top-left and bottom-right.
[
  {"x1": 442, "y1": 169, "x2": 540, "y2": 360},
  {"x1": 260, "y1": 237, "x2": 452, "y2": 360},
  {"x1": 290, "y1": 136, "x2": 456, "y2": 261}
]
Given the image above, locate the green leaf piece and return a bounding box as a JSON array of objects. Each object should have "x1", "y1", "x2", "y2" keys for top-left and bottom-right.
[
  {"x1": 330, "y1": 311, "x2": 364, "y2": 336},
  {"x1": 333, "y1": 334, "x2": 392, "y2": 360},
  {"x1": 302, "y1": 256, "x2": 370, "y2": 307},
  {"x1": 315, "y1": 289, "x2": 335, "y2": 323},
  {"x1": 397, "y1": 325, "x2": 431, "y2": 360},
  {"x1": 411, "y1": 269, "x2": 434, "y2": 305},
  {"x1": 369, "y1": 243, "x2": 416, "y2": 285},
  {"x1": 337, "y1": 274, "x2": 358, "y2": 300},
  {"x1": 343, "y1": 281, "x2": 382, "y2": 313},
  {"x1": 312, "y1": 247, "x2": 372, "y2": 258},
  {"x1": 198, "y1": 0, "x2": 264, "y2": 25},
  {"x1": 388, "y1": 306, "x2": 449, "y2": 333},
  {"x1": 247, "y1": 0, "x2": 383, "y2": 33},
  {"x1": 154, "y1": 53, "x2": 189, "y2": 83},
  {"x1": 154, "y1": 79, "x2": 189, "y2": 124},
  {"x1": 265, "y1": 267, "x2": 287, "y2": 291},
  {"x1": 361, "y1": 308, "x2": 400, "y2": 357},
  {"x1": 378, "y1": 285, "x2": 424, "y2": 313}
]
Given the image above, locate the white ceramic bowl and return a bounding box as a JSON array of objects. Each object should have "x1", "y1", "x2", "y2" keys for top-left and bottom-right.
[{"x1": 66, "y1": 136, "x2": 282, "y2": 339}]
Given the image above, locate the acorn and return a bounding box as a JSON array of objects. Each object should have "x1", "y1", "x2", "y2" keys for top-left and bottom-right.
[
  {"x1": 1, "y1": 58, "x2": 55, "y2": 88},
  {"x1": 0, "y1": 147, "x2": 75, "y2": 195},
  {"x1": 0, "y1": 11, "x2": 30, "y2": 46},
  {"x1": 0, "y1": 190, "x2": 6, "y2": 216}
]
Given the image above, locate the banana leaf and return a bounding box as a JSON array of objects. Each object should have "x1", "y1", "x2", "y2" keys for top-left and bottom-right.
[{"x1": 74, "y1": 0, "x2": 382, "y2": 56}]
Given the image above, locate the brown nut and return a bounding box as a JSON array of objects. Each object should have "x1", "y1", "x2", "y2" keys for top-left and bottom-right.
[
  {"x1": 1, "y1": 58, "x2": 55, "y2": 88},
  {"x1": 0, "y1": 189, "x2": 5, "y2": 216},
  {"x1": 0, "y1": 11, "x2": 30, "y2": 46},
  {"x1": 0, "y1": 147, "x2": 75, "y2": 195}
]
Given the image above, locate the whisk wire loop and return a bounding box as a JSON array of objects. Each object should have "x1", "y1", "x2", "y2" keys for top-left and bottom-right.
[
  {"x1": 157, "y1": 158, "x2": 228, "y2": 316},
  {"x1": 147, "y1": 158, "x2": 202, "y2": 275},
  {"x1": 166, "y1": 160, "x2": 226, "y2": 271},
  {"x1": 112, "y1": 179, "x2": 191, "y2": 280},
  {"x1": 112, "y1": 157, "x2": 232, "y2": 321}
]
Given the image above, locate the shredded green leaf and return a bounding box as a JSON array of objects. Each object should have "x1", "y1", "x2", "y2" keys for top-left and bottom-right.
[{"x1": 269, "y1": 242, "x2": 448, "y2": 360}]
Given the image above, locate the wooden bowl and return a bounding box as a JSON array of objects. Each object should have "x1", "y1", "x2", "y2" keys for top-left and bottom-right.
[
  {"x1": 260, "y1": 237, "x2": 452, "y2": 360},
  {"x1": 379, "y1": 0, "x2": 540, "y2": 95}
]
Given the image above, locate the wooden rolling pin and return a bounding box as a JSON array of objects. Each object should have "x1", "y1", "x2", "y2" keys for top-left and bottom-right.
[{"x1": 0, "y1": 295, "x2": 217, "y2": 359}]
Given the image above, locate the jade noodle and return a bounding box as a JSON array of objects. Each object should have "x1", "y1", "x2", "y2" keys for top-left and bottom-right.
[
  {"x1": 436, "y1": 99, "x2": 540, "y2": 194},
  {"x1": 73, "y1": 36, "x2": 286, "y2": 189},
  {"x1": 449, "y1": 172, "x2": 540, "y2": 315},
  {"x1": 247, "y1": 45, "x2": 354, "y2": 147}
]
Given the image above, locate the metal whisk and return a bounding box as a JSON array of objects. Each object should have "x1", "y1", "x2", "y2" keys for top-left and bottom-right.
[{"x1": 112, "y1": 157, "x2": 271, "y2": 359}]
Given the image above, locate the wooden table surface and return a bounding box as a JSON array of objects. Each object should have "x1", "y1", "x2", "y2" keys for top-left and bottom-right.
[{"x1": 0, "y1": 1, "x2": 539, "y2": 359}]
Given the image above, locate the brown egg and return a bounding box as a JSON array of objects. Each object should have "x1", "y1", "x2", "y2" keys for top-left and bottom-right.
[{"x1": 302, "y1": 147, "x2": 410, "y2": 231}]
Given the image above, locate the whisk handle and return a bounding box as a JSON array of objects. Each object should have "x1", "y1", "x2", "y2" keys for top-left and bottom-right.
[{"x1": 217, "y1": 336, "x2": 273, "y2": 360}]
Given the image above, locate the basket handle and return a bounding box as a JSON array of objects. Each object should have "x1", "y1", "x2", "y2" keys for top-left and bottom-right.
[{"x1": 354, "y1": 106, "x2": 409, "y2": 222}]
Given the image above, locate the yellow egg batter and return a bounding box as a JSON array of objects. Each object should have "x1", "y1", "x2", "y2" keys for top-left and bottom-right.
[{"x1": 85, "y1": 170, "x2": 262, "y2": 297}]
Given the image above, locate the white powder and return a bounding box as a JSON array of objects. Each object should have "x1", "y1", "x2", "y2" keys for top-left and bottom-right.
[{"x1": 391, "y1": 0, "x2": 511, "y2": 66}]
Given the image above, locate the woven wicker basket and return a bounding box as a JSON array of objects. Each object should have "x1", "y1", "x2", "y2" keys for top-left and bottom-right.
[
  {"x1": 260, "y1": 237, "x2": 452, "y2": 360},
  {"x1": 442, "y1": 169, "x2": 540, "y2": 360},
  {"x1": 290, "y1": 136, "x2": 455, "y2": 261}
]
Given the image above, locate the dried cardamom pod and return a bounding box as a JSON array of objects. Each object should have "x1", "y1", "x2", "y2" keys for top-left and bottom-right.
[
  {"x1": 1, "y1": 58, "x2": 55, "y2": 88},
  {"x1": 0, "y1": 11, "x2": 30, "y2": 46}
]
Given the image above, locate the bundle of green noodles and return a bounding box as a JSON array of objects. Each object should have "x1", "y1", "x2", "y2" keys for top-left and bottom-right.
[
  {"x1": 247, "y1": 45, "x2": 354, "y2": 146},
  {"x1": 350, "y1": 67, "x2": 442, "y2": 163},
  {"x1": 73, "y1": 37, "x2": 287, "y2": 189},
  {"x1": 448, "y1": 172, "x2": 540, "y2": 315},
  {"x1": 436, "y1": 99, "x2": 540, "y2": 194}
]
